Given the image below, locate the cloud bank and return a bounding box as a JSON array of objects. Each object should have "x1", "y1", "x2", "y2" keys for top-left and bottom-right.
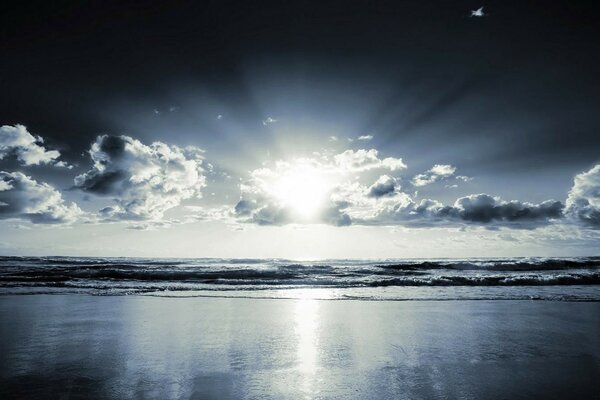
[
  {"x1": 1, "y1": 123, "x2": 597, "y2": 234},
  {"x1": 232, "y1": 153, "x2": 581, "y2": 230},
  {"x1": 370, "y1": 194, "x2": 563, "y2": 228}
]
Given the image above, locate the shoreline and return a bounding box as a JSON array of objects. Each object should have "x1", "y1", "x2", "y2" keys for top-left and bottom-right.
[
  {"x1": 2, "y1": 284, "x2": 599, "y2": 302},
  {"x1": 3, "y1": 292, "x2": 600, "y2": 302}
]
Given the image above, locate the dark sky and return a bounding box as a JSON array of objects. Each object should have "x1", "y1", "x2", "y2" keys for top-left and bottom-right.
[
  {"x1": 1, "y1": 1, "x2": 600, "y2": 257},
  {"x1": 1, "y1": 1, "x2": 599, "y2": 190}
]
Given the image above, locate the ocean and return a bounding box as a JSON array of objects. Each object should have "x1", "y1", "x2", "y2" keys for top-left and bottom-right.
[{"x1": 1, "y1": 256, "x2": 599, "y2": 301}]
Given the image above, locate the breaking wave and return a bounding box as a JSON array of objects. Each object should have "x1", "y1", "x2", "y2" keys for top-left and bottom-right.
[{"x1": 0, "y1": 256, "x2": 599, "y2": 300}]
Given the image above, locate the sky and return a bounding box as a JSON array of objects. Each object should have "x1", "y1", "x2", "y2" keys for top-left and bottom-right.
[{"x1": 0, "y1": 1, "x2": 599, "y2": 258}]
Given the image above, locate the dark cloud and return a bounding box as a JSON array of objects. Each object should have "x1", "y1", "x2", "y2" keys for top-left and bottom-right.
[
  {"x1": 233, "y1": 199, "x2": 256, "y2": 217},
  {"x1": 76, "y1": 170, "x2": 127, "y2": 195},
  {"x1": 232, "y1": 192, "x2": 287, "y2": 226},
  {"x1": 320, "y1": 201, "x2": 352, "y2": 227},
  {"x1": 233, "y1": 197, "x2": 291, "y2": 226},
  {"x1": 370, "y1": 194, "x2": 563, "y2": 229},
  {"x1": 367, "y1": 175, "x2": 399, "y2": 198},
  {"x1": 451, "y1": 194, "x2": 564, "y2": 226},
  {"x1": 249, "y1": 204, "x2": 290, "y2": 226},
  {"x1": 0, "y1": 171, "x2": 82, "y2": 224}
]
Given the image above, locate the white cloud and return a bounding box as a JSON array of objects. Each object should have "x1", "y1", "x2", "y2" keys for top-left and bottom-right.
[
  {"x1": 456, "y1": 175, "x2": 473, "y2": 182},
  {"x1": 75, "y1": 135, "x2": 207, "y2": 221},
  {"x1": 233, "y1": 150, "x2": 396, "y2": 225},
  {"x1": 381, "y1": 157, "x2": 407, "y2": 171},
  {"x1": 0, "y1": 124, "x2": 69, "y2": 167},
  {"x1": 357, "y1": 135, "x2": 374, "y2": 141},
  {"x1": 430, "y1": 164, "x2": 456, "y2": 176},
  {"x1": 233, "y1": 151, "x2": 563, "y2": 229},
  {"x1": 0, "y1": 171, "x2": 83, "y2": 224},
  {"x1": 262, "y1": 117, "x2": 277, "y2": 125},
  {"x1": 412, "y1": 164, "x2": 457, "y2": 187},
  {"x1": 470, "y1": 6, "x2": 486, "y2": 17},
  {"x1": 333, "y1": 149, "x2": 406, "y2": 172},
  {"x1": 411, "y1": 175, "x2": 434, "y2": 187},
  {"x1": 227, "y1": 147, "x2": 574, "y2": 230},
  {"x1": 232, "y1": 147, "x2": 409, "y2": 225},
  {"x1": 565, "y1": 164, "x2": 600, "y2": 228}
]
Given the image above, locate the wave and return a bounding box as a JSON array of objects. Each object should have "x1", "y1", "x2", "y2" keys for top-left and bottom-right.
[
  {"x1": 0, "y1": 256, "x2": 599, "y2": 297},
  {"x1": 0, "y1": 270, "x2": 598, "y2": 287}
]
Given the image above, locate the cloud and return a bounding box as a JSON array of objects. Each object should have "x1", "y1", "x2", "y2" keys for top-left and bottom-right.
[
  {"x1": 357, "y1": 135, "x2": 374, "y2": 141},
  {"x1": 333, "y1": 149, "x2": 406, "y2": 172},
  {"x1": 565, "y1": 164, "x2": 600, "y2": 228},
  {"x1": 74, "y1": 135, "x2": 206, "y2": 220},
  {"x1": 233, "y1": 196, "x2": 291, "y2": 226},
  {"x1": 369, "y1": 193, "x2": 563, "y2": 229},
  {"x1": 456, "y1": 175, "x2": 473, "y2": 182},
  {"x1": 321, "y1": 201, "x2": 353, "y2": 227},
  {"x1": 233, "y1": 149, "x2": 408, "y2": 225},
  {"x1": 367, "y1": 175, "x2": 399, "y2": 198},
  {"x1": 470, "y1": 7, "x2": 486, "y2": 17},
  {"x1": 412, "y1": 164, "x2": 456, "y2": 187},
  {"x1": 0, "y1": 171, "x2": 82, "y2": 224},
  {"x1": 452, "y1": 194, "x2": 563, "y2": 226},
  {"x1": 233, "y1": 160, "x2": 320, "y2": 225},
  {"x1": 232, "y1": 150, "x2": 566, "y2": 230},
  {"x1": 126, "y1": 220, "x2": 179, "y2": 231},
  {"x1": 262, "y1": 117, "x2": 277, "y2": 126},
  {"x1": 328, "y1": 136, "x2": 338, "y2": 142},
  {"x1": 367, "y1": 196, "x2": 447, "y2": 226},
  {"x1": 0, "y1": 124, "x2": 70, "y2": 167}
]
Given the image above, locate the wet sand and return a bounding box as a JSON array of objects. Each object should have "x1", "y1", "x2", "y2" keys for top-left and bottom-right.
[{"x1": 1, "y1": 295, "x2": 599, "y2": 399}]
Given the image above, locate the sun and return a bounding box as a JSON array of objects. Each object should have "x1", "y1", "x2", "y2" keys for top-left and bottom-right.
[{"x1": 268, "y1": 163, "x2": 331, "y2": 219}]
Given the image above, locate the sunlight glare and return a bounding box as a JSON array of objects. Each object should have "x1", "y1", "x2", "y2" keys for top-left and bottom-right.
[{"x1": 269, "y1": 164, "x2": 331, "y2": 219}]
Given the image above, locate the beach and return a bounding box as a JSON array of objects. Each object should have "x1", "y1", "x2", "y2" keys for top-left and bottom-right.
[{"x1": 1, "y1": 295, "x2": 598, "y2": 399}]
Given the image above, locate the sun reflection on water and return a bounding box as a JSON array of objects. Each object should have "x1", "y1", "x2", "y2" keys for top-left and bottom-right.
[{"x1": 294, "y1": 296, "x2": 321, "y2": 397}]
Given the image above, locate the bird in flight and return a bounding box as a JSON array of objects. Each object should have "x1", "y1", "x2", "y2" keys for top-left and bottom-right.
[{"x1": 470, "y1": 7, "x2": 486, "y2": 17}]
